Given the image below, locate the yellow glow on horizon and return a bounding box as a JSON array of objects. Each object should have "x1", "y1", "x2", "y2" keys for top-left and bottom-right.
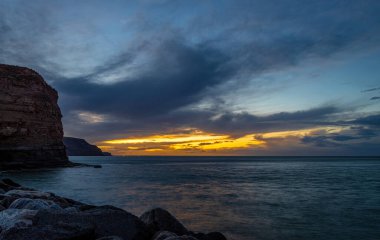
[
  {"x1": 103, "y1": 133, "x2": 229, "y2": 144},
  {"x1": 145, "y1": 148, "x2": 164, "y2": 152},
  {"x1": 170, "y1": 134, "x2": 265, "y2": 150},
  {"x1": 98, "y1": 126, "x2": 347, "y2": 155},
  {"x1": 100, "y1": 130, "x2": 266, "y2": 154}
]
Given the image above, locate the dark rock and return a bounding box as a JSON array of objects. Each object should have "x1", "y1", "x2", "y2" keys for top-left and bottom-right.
[
  {"x1": 9, "y1": 198, "x2": 62, "y2": 210},
  {"x1": 140, "y1": 208, "x2": 188, "y2": 236},
  {"x1": 0, "y1": 221, "x2": 95, "y2": 240},
  {"x1": 0, "y1": 209, "x2": 37, "y2": 231},
  {"x1": 96, "y1": 236, "x2": 123, "y2": 240},
  {"x1": 34, "y1": 206, "x2": 151, "y2": 240},
  {"x1": 82, "y1": 206, "x2": 151, "y2": 239},
  {"x1": 152, "y1": 231, "x2": 177, "y2": 240},
  {"x1": 3, "y1": 188, "x2": 85, "y2": 209},
  {"x1": 49, "y1": 195, "x2": 86, "y2": 209},
  {"x1": 63, "y1": 137, "x2": 111, "y2": 156},
  {"x1": 1, "y1": 179, "x2": 21, "y2": 187},
  {"x1": 152, "y1": 231, "x2": 198, "y2": 240},
  {"x1": 0, "y1": 179, "x2": 21, "y2": 192},
  {"x1": 0, "y1": 64, "x2": 70, "y2": 169},
  {"x1": 204, "y1": 232, "x2": 227, "y2": 240},
  {"x1": 5, "y1": 189, "x2": 53, "y2": 199},
  {"x1": 172, "y1": 236, "x2": 198, "y2": 240},
  {"x1": 188, "y1": 231, "x2": 227, "y2": 240},
  {"x1": 188, "y1": 232, "x2": 206, "y2": 240},
  {"x1": 0, "y1": 195, "x2": 18, "y2": 208}
]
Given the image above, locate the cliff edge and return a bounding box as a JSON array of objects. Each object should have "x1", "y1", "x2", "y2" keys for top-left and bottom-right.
[{"x1": 0, "y1": 64, "x2": 70, "y2": 169}]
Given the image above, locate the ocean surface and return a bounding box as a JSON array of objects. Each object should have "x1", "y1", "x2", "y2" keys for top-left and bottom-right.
[{"x1": 1, "y1": 156, "x2": 380, "y2": 240}]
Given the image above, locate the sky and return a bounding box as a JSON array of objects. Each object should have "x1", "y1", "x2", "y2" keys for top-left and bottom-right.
[{"x1": 1, "y1": 0, "x2": 380, "y2": 156}]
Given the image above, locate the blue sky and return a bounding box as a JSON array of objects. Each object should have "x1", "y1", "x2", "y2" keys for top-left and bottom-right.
[{"x1": 1, "y1": 0, "x2": 380, "y2": 155}]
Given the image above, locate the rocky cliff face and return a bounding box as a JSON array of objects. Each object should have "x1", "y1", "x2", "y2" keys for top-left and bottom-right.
[
  {"x1": 63, "y1": 137, "x2": 111, "y2": 156},
  {"x1": 0, "y1": 64, "x2": 69, "y2": 169}
]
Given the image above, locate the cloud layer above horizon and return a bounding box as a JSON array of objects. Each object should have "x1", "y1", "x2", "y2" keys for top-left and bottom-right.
[{"x1": 1, "y1": 0, "x2": 380, "y2": 155}]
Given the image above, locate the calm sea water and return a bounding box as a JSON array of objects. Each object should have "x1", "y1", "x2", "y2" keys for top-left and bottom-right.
[{"x1": 1, "y1": 156, "x2": 380, "y2": 240}]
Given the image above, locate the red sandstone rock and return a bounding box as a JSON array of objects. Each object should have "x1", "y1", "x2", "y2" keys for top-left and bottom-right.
[{"x1": 0, "y1": 64, "x2": 69, "y2": 169}]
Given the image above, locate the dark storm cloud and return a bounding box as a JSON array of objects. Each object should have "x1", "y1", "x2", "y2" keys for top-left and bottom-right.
[
  {"x1": 350, "y1": 114, "x2": 380, "y2": 127},
  {"x1": 56, "y1": 40, "x2": 231, "y2": 117},
  {"x1": 301, "y1": 126, "x2": 379, "y2": 148},
  {"x1": 362, "y1": 87, "x2": 380, "y2": 92},
  {"x1": 370, "y1": 97, "x2": 380, "y2": 100},
  {"x1": 192, "y1": 106, "x2": 340, "y2": 135}
]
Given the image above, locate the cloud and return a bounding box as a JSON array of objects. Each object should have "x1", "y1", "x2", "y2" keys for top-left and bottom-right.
[
  {"x1": 301, "y1": 126, "x2": 379, "y2": 148},
  {"x1": 56, "y1": 39, "x2": 232, "y2": 118},
  {"x1": 350, "y1": 114, "x2": 380, "y2": 127},
  {"x1": 192, "y1": 106, "x2": 341, "y2": 136},
  {"x1": 370, "y1": 96, "x2": 380, "y2": 100},
  {"x1": 63, "y1": 105, "x2": 343, "y2": 142},
  {"x1": 362, "y1": 87, "x2": 380, "y2": 92}
]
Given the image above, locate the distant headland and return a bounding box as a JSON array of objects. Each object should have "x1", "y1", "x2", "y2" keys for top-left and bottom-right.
[{"x1": 63, "y1": 137, "x2": 111, "y2": 156}]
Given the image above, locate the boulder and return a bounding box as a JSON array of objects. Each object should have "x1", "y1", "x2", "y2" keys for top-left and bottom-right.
[
  {"x1": 0, "y1": 204, "x2": 6, "y2": 211},
  {"x1": 96, "y1": 236, "x2": 123, "y2": 240},
  {"x1": 0, "y1": 209, "x2": 37, "y2": 231},
  {"x1": 0, "y1": 179, "x2": 21, "y2": 192},
  {"x1": 0, "y1": 64, "x2": 70, "y2": 169},
  {"x1": 204, "y1": 232, "x2": 227, "y2": 240},
  {"x1": 9, "y1": 198, "x2": 62, "y2": 210},
  {"x1": 152, "y1": 231, "x2": 177, "y2": 240},
  {"x1": 0, "y1": 195, "x2": 18, "y2": 208},
  {"x1": 33, "y1": 206, "x2": 151, "y2": 240},
  {"x1": 140, "y1": 208, "x2": 188, "y2": 236},
  {"x1": 1, "y1": 179, "x2": 21, "y2": 187},
  {"x1": 82, "y1": 206, "x2": 151, "y2": 239},
  {"x1": 0, "y1": 221, "x2": 95, "y2": 240},
  {"x1": 166, "y1": 236, "x2": 198, "y2": 240},
  {"x1": 5, "y1": 189, "x2": 52, "y2": 199},
  {"x1": 152, "y1": 231, "x2": 198, "y2": 240},
  {"x1": 189, "y1": 232, "x2": 227, "y2": 240}
]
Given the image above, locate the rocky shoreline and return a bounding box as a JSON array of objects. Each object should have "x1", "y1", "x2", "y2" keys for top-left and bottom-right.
[{"x1": 0, "y1": 179, "x2": 227, "y2": 240}]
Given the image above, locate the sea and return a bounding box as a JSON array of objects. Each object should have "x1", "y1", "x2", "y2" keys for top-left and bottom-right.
[{"x1": 1, "y1": 156, "x2": 380, "y2": 240}]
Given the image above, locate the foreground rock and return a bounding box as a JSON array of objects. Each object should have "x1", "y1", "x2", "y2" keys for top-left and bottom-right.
[
  {"x1": 0, "y1": 179, "x2": 227, "y2": 240},
  {"x1": 140, "y1": 208, "x2": 188, "y2": 235},
  {"x1": 152, "y1": 231, "x2": 198, "y2": 240},
  {"x1": 0, "y1": 64, "x2": 70, "y2": 169}
]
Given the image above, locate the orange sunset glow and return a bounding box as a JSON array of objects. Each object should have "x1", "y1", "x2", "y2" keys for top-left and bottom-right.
[{"x1": 97, "y1": 127, "x2": 346, "y2": 155}]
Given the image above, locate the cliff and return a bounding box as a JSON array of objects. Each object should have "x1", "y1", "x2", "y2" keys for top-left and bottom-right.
[
  {"x1": 0, "y1": 64, "x2": 70, "y2": 169},
  {"x1": 63, "y1": 137, "x2": 111, "y2": 156}
]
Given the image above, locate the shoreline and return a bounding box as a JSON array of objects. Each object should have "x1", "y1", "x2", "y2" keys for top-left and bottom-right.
[
  {"x1": 0, "y1": 162, "x2": 102, "y2": 172},
  {"x1": 0, "y1": 178, "x2": 227, "y2": 240}
]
